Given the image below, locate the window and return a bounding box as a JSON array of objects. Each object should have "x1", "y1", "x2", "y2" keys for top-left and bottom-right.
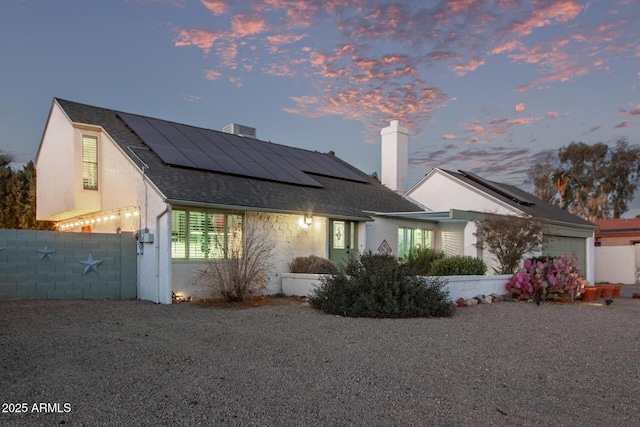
[
  {"x1": 82, "y1": 135, "x2": 98, "y2": 190},
  {"x1": 398, "y1": 227, "x2": 433, "y2": 259},
  {"x1": 171, "y1": 208, "x2": 242, "y2": 260}
]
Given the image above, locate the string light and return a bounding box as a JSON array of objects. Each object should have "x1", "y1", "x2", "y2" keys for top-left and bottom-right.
[{"x1": 57, "y1": 207, "x2": 140, "y2": 231}]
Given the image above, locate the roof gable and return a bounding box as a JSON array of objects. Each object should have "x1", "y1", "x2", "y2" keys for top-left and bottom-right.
[{"x1": 437, "y1": 168, "x2": 594, "y2": 227}]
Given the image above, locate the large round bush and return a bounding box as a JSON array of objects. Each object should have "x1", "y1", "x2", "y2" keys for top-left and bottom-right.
[{"x1": 310, "y1": 253, "x2": 454, "y2": 318}]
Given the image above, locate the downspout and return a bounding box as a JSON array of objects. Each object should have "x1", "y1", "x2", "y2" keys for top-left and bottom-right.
[
  {"x1": 155, "y1": 205, "x2": 170, "y2": 304},
  {"x1": 127, "y1": 146, "x2": 150, "y2": 300}
]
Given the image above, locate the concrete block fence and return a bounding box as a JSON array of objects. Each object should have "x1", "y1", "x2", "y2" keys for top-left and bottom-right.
[{"x1": 0, "y1": 229, "x2": 136, "y2": 301}]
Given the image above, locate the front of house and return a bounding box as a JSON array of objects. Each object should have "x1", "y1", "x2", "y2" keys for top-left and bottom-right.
[
  {"x1": 36, "y1": 99, "x2": 597, "y2": 304},
  {"x1": 37, "y1": 99, "x2": 447, "y2": 304},
  {"x1": 405, "y1": 168, "x2": 597, "y2": 283}
]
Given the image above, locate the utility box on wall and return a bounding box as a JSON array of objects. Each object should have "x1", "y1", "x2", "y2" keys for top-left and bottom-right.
[{"x1": 137, "y1": 229, "x2": 154, "y2": 243}]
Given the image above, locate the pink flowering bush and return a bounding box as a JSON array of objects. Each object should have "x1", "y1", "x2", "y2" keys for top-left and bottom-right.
[{"x1": 506, "y1": 253, "x2": 586, "y2": 301}]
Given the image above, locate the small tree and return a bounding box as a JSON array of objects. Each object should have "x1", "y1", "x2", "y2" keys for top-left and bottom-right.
[
  {"x1": 475, "y1": 213, "x2": 545, "y2": 274},
  {"x1": 0, "y1": 154, "x2": 54, "y2": 230},
  {"x1": 195, "y1": 216, "x2": 276, "y2": 302}
]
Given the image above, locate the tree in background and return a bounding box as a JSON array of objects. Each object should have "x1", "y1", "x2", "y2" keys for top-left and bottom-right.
[
  {"x1": 528, "y1": 154, "x2": 559, "y2": 203},
  {"x1": 475, "y1": 213, "x2": 545, "y2": 274},
  {"x1": 527, "y1": 140, "x2": 640, "y2": 221},
  {"x1": 0, "y1": 152, "x2": 54, "y2": 230}
]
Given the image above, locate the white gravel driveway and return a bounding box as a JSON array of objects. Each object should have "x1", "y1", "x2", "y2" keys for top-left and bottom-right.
[{"x1": 1, "y1": 298, "x2": 639, "y2": 426}]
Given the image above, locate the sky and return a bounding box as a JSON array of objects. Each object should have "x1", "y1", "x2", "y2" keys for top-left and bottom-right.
[{"x1": 1, "y1": 0, "x2": 639, "y2": 211}]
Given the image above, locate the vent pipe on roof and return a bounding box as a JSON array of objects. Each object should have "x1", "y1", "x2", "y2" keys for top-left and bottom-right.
[
  {"x1": 223, "y1": 123, "x2": 257, "y2": 139},
  {"x1": 380, "y1": 120, "x2": 408, "y2": 193}
]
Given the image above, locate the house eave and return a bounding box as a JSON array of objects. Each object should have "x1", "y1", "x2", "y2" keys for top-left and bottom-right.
[{"x1": 165, "y1": 198, "x2": 373, "y2": 221}]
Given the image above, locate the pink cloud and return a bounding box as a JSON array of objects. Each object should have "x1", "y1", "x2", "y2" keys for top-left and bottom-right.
[
  {"x1": 453, "y1": 56, "x2": 484, "y2": 76},
  {"x1": 620, "y1": 104, "x2": 640, "y2": 116},
  {"x1": 168, "y1": 0, "x2": 637, "y2": 141},
  {"x1": 516, "y1": 64, "x2": 590, "y2": 92},
  {"x1": 266, "y1": 34, "x2": 306, "y2": 45},
  {"x1": 614, "y1": 120, "x2": 629, "y2": 128},
  {"x1": 203, "y1": 69, "x2": 222, "y2": 80},
  {"x1": 262, "y1": 63, "x2": 297, "y2": 77},
  {"x1": 200, "y1": 0, "x2": 227, "y2": 15},
  {"x1": 231, "y1": 13, "x2": 267, "y2": 37},
  {"x1": 500, "y1": 1, "x2": 583, "y2": 38},
  {"x1": 174, "y1": 29, "x2": 221, "y2": 53}
]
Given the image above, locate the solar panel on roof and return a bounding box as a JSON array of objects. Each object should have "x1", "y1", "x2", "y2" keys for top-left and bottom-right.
[
  {"x1": 116, "y1": 111, "x2": 367, "y2": 187},
  {"x1": 458, "y1": 170, "x2": 535, "y2": 206}
]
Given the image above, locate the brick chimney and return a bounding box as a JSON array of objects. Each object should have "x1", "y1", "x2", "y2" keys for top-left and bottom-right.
[{"x1": 380, "y1": 120, "x2": 408, "y2": 193}]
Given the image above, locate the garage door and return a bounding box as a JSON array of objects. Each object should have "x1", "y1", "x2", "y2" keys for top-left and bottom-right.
[{"x1": 544, "y1": 235, "x2": 586, "y2": 277}]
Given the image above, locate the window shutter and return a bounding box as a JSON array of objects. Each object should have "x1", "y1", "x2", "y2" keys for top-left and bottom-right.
[{"x1": 82, "y1": 135, "x2": 98, "y2": 190}]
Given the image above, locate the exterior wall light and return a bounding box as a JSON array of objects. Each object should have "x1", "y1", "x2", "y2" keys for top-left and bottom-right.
[{"x1": 304, "y1": 215, "x2": 313, "y2": 226}]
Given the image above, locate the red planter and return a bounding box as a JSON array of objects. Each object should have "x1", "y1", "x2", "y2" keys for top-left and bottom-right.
[
  {"x1": 612, "y1": 285, "x2": 621, "y2": 299},
  {"x1": 581, "y1": 287, "x2": 600, "y2": 302},
  {"x1": 599, "y1": 285, "x2": 614, "y2": 299}
]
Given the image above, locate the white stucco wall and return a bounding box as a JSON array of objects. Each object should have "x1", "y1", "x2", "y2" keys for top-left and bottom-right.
[
  {"x1": 36, "y1": 102, "x2": 82, "y2": 220},
  {"x1": 407, "y1": 170, "x2": 518, "y2": 215},
  {"x1": 365, "y1": 216, "x2": 438, "y2": 257},
  {"x1": 594, "y1": 245, "x2": 637, "y2": 285},
  {"x1": 173, "y1": 211, "x2": 329, "y2": 300}
]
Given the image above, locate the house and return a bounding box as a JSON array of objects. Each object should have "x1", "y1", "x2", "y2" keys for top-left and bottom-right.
[
  {"x1": 37, "y1": 99, "x2": 453, "y2": 304},
  {"x1": 405, "y1": 168, "x2": 597, "y2": 283},
  {"x1": 595, "y1": 218, "x2": 640, "y2": 246}
]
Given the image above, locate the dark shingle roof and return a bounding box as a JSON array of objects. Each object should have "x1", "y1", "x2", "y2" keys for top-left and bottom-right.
[
  {"x1": 440, "y1": 169, "x2": 595, "y2": 228},
  {"x1": 56, "y1": 98, "x2": 421, "y2": 219}
]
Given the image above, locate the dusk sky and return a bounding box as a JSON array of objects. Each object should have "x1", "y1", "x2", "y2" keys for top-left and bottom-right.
[{"x1": 2, "y1": 0, "x2": 639, "y2": 211}]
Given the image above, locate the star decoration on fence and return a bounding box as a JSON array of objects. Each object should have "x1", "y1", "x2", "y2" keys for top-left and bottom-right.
[
  {"x1": 38, "y1": 245, "x2": 55, "y2": 260},
  {"x1": 79, "y1": 253, "x2": 103, "y2": 275}
]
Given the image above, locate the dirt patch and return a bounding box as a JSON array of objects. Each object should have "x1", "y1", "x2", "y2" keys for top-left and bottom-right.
[{"x1": 187, "y1": 294, "x2": 307, "y2": 309}]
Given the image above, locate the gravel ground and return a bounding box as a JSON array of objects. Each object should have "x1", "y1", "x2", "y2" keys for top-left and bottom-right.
[{"x1": 1, "y1": 297, "x2": 640, "y2": 427}]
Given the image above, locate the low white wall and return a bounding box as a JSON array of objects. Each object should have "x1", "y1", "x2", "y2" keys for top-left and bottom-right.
[
  {"x1": 281, "y1": 273, "x2": 511, "y2": 301},
  {"x1": 281, "y1": 273, "x2": 325, "y2": 297},
  {"x1": 442, "y1": 275, "x2": 511, "y2": 301},
  {"x1": 595, "y1": 246, "x2": 637, "y2": 285}
]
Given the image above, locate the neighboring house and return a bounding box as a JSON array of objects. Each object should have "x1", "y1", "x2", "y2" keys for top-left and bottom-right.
[
  {"x1": 405, "y1": 168, "x2": 597, "y2": 283},
  {"x1": 37, "y1": 99, "x2": 453, "y2": 304},
  {"x1": 595, "y1": 218, "x2": 640, "y2": 246}
]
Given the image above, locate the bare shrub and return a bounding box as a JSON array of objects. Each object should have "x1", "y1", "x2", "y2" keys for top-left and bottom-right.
[
  {"x1": 196, "y1": 216, "x2": 276, "y2": 302},
  {"x1": 475, "y1": 213, "x2": 545, "y2": 274}
]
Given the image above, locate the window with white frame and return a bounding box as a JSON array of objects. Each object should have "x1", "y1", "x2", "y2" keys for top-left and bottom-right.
[
  {"x1": 171, "y1": 208, "x2": 243, "y2": 260},
  {"x1": 397, "y1": 227, "x2": 433, "y2": 259},
  {"x1": 82, "y1": 135, "x2": 98, "y2": 190}
]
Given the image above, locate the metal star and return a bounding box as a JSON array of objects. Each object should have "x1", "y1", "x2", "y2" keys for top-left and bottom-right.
[
  {"x1": 79, "y1": 253, "x2": 103, "y2": 275},
  {"x1": 38, "y1": 245, "x2": 55, "y2": 260}
]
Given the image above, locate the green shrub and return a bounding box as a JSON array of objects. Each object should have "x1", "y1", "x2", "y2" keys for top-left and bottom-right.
[
  {"x1": 429, "y1": 256, "x2": 487, "y2": 276},
  {"x1": 310, "y1": 254, "x2": 454, "y2": 318},
  {"x1": 403, "y1": 248, "x2": 446, "y2": 275},
  {"x1": 352, "y1": 252, "x2": 399, "y2": 275},
  {"x1": 288, "y1": 255, "x2": 339, "y2": 274}
]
